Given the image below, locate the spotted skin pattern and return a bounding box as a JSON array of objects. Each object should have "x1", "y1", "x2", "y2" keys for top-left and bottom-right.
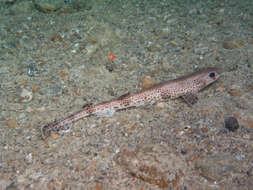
[{"x1": 41, "y1": 67, "x2": 220, "y2": 138}]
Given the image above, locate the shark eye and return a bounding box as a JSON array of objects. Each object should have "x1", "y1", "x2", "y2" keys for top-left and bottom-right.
[{"x1": 209, "y1": 72, "x2": 215, "y2": 78}]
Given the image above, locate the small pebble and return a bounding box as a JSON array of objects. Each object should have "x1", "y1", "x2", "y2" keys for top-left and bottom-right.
[
  {"x1": 141, "y1": 76, "x2": 156, "y2": 89},
  {"x1": 224, "y1": 117, "x2": 239, "y2": 132},
  {"x1": 181, "y1": 148, "x2": 188, "y2": 155},
  {"x1": 156, "y1": 102, "x2": 165, "y2": 108},
  {"x1": 51, "y1": 133, "x2": 59, "y2": 140},
  {"x1": 20, "y1": 88, "x2": 33, "y2": 103},
  {"x1": 27, "y1": 63, "x2": 38, "y2": 77},
  {"x1": 146, "y1": 43, "x2": 161, "y2": 52},
  {"x1": 6, "y1": 119, "x2": 18, "y2": 128}
]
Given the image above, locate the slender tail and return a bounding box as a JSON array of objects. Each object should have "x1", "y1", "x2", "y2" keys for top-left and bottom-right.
[{"x1": 41, "y1": 109, "x2": 89, "y2": 139}]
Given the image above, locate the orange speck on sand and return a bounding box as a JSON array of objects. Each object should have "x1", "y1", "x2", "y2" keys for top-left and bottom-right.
[
  {"x1": 60, "y1": 71, "x2": 68, "y2": 78},
  {"x1": 107, "y1": 53, "x2": 116, "y2": 61},
  {"x1": 31, "y1": 85, "x2": 39, "y2": 93},
  {"x1": 51, "y1": 133, "x2": 59, "y2": 140}
]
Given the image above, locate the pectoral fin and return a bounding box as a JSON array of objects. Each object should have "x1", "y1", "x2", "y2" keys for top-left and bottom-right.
[
  {"x1": 181, "y1": 93, "x2": 198, "y2": 107},
  {"x1": 117, "y1": 92, "x2": 131, "y2": 100}
]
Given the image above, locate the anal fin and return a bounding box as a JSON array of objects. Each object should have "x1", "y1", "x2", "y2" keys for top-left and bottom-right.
[
  {"x1": 95, "y1": 109, "x2": 115, "y2": 117},
  {"x1": 117, "y1": 92, "x2": 131, "y2": 100},
  {"x1": 181, "y1": 93, "x2": 198, "y2": 107}
]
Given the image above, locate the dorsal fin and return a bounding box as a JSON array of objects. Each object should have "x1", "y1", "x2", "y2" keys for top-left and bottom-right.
[
  {"x1": 82, "y1": 103, "x2": 93, "y2": 109},
  {"x1": 117, "y1": 92, "x2": 131, "y2": 100}
]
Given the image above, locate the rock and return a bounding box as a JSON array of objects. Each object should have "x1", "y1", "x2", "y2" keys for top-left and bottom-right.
[
  {"x1": 19, "y1": 87, "x2": 33, "y2": 103},
  {"x1": 156, "y1": 102, "x2": 165, "y2": 109},
  {"x1": 146, "y1": 43, "x2": 161, "y2": 52},
  {"x1": 224, "y1": 117, "x2": 239, "y2": 132},
  {"x1": 153, "y1": 28, "x2": 170, "y2": 39},
  {"x1": 6, "y1": 119, "x2": 18, "y2": 128},
  {"x1": 141, "y1": 76, "x2": 156, "y2": 89}
]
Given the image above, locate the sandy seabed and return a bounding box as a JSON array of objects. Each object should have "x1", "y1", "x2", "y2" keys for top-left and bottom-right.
[{"x1": 0, "y1": 0, "x2": 252, "y2": 189}]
